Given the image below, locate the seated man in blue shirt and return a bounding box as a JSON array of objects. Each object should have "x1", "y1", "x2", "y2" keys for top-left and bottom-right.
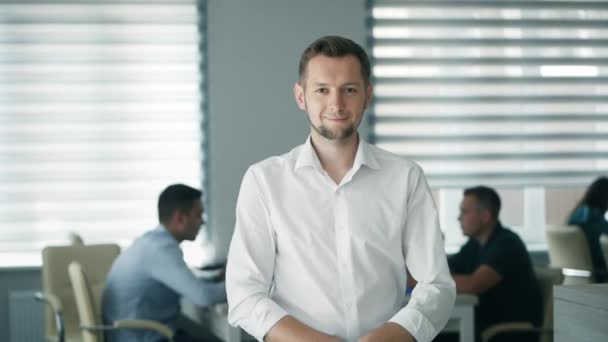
[
  {"x1": 103, "y1": 184, "x2": 226, "y2": 342},
  {"x1": 441, "y1": 186, "x2": 542, "y2": 342}
]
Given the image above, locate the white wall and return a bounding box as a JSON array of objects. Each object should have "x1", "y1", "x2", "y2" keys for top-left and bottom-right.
[{"x1": 205, "y1": 0, "x2": 368, "y2": 261}]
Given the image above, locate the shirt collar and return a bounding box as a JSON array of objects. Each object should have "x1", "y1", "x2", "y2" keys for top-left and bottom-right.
[
  {"x1": 353, "y1": 136, "x2": 380, "y2": 170},
  {"x1": 294, "y1": 135, "x2": 323, "y2": 171},
  {"x1": 482, "y1": 221, "x2": 504, "y2": 247},
  {"x1": 155, "y1": 224, "x2": 179, "y2": 244},
  {"x1": 294, "y1": 134, "x2": 381, "y2": 172}
]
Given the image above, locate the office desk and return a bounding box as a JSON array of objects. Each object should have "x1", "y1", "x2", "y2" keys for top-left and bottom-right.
[
  {"x1": 405, "y1": 294, "x2": 477, "y2": 342},
  {"x1": 183, "y1": 294, "x2": 477, "y2": 342},
  {"x1": 442, "y1": 294, "x2": 478, "y2": 342},
  {"x1": 181, "y1": 300, "x2": 243, "y2": 342},
  {"x1": 181, "y1": 267, "x2": 243, "y2": 342}
]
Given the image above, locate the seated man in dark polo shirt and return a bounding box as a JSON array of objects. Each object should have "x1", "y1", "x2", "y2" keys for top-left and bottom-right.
[{"x1": 445, "y1": 186, "x2": 542, "y2": 342}]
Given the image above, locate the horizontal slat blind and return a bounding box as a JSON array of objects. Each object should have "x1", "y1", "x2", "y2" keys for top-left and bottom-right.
[
  {"x1": 0, "y1": 0, "x2": 204, "y2": 255},
  {"x1": 370, "y1": 0, "x2": 608, "y2": 187}
]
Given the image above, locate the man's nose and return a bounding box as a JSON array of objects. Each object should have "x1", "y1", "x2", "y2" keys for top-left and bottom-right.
[{"x1": 329, "y1": 92, "x2": 345, "y2": 112}]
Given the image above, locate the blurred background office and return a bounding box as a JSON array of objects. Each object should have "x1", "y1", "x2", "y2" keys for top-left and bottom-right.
[{"x1": 1, "y1": 0, "x2": 607, "y2": 341}]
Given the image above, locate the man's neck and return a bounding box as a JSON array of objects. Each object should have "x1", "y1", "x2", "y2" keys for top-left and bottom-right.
[
  {"x1": 476, "y1": 221, "x2": 498, "y2": 246},
  {"x1": 162, "y1": 223, "x2": 183, "y2": 243},
  {"x1": 310, "y1": 131, "x2": 359, "y2": 184}
]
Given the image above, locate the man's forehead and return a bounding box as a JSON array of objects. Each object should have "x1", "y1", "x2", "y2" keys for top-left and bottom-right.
[{"x1": 306, "y1": 55, "x2": 362, "y2": 74}]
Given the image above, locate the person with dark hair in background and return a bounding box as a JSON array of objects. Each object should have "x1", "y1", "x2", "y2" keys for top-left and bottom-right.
[
  {"x1": 226, "y1": 35, "x2": 455, "y2": 342},
  {"x1": 103, "y1": 184, "x2": 226, "y2": 342},
  {"x1": 444, "y1": 186, "x2": 542, "y2": 342},
  {"x1": 568, "y1": 176, "x2": 608, "y2": 282}
]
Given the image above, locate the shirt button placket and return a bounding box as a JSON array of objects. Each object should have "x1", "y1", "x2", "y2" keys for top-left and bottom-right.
[
  {"x1": 335, "y1": 187, "x2": 356, "y2": 340},
  {"x1": 333, "y1": 187, "x2": 349, "y2": 339}
]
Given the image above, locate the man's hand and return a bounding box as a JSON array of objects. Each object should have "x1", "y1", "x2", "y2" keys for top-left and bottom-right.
[
  {"x1": 265, "y1": 316, "x2": 343, "y2": 342},
  {"x1": 358, "y1": 322, "x2": 415, "y2": 342}
]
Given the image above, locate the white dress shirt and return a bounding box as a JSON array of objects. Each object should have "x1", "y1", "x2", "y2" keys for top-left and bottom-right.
[{"x1": 226, "y1": 137, "x2": 455, "y2": 342}]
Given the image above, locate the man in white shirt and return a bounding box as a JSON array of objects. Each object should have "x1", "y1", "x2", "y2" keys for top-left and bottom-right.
[{"x1": 226, "y1": 36, "x2": 455, "y2": 342}]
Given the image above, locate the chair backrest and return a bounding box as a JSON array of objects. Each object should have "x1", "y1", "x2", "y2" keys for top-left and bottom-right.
[
  {"x1": 68, "y1": 232, "x2": 85, "y2": 246},
  {"x1": 69, "y1": 261, "x2": 102, "y2": 342},
  {"x1": 42, "y1": 244, "x2": 120, "y2": 341},
  {"x1": 600, "y1": 234, "x2": 608, "y2": 271},
  {"x1": 534, "y1": 267, "x2": 564, "y2": 342},
  {"x1": 545, "y1": 225, "x2": 595, "y2": 284}
]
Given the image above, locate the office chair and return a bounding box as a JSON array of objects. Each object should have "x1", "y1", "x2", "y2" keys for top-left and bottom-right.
[
  {"x1": 600, "y1": 234, "x2": 608, "y2": 272},
  {"x1": 68, "y1": 261, "x2": 174, "y2": 342},
  {"x1": 481, "y1": 267, "x2": 563, "y2": 342},
  {"x1": 36, "y1": 243, "x2": 121, "y2": 342},
  {"x1": 545, "y1": 225, "x2": 595, "y2": 284},
  {"x1": 68, "y1": 232, "x2": 84, "y2": 246}
]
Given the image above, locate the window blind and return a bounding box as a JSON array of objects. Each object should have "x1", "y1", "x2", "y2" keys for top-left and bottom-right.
[
  {"x1": 0, "y1": 0, "x2": 206, "y2": 260},
  {"x1": 370, "y1": 0, "x2": 608, "y2": 188}
]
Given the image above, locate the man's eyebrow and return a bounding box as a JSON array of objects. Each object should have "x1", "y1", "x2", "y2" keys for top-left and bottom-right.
[{"x1": 311, "y1": 82, "x2": 361, "y2": 87}]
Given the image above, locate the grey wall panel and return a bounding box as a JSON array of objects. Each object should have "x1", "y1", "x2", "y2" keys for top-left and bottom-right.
[{"x1": 205, "y1": 0, "x2": 368, "y2": 261}]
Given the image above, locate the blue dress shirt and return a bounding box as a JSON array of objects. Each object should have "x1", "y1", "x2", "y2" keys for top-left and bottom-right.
[
  {"x1": 102, "y1": 225, "x2": 226, "y2": 342},
  {"x1": 568, "y1": 205, "x2": 608, "y2": 280}
]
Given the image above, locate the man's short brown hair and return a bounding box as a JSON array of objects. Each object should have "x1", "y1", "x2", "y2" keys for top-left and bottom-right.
[{"x1": 298, "y1": 36, "x2": 371, "y2": 86}]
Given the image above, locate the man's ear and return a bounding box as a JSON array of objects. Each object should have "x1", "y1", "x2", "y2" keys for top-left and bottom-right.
[
  {"x1": 365, "y1": 83, "x2": 373, "y2": 110},
  {"x1": 294, "y1": 82, "x2": 306, "y2": 110},
  {"x1": 171, "y1": 210, "x2": 184, "y2": 226},
  {"x1": 480, "y1": 208, "x2": 492, "y2": 225}
]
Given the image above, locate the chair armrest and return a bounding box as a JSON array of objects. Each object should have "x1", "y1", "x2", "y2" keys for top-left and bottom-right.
[
  {"x1": 80, "y1": 321, "x2": 174, "y2": 340},
  {"x1": 35, "y1": 292, "x2": 63, "y2": 314},
  {"x1": 114, "y1": 319, "x2": 174, "y2": 339},
  {"x1": 481, "y1": 322, "x2": 534, "y2": 342},
  {"x1": 213, "y1": 302, "x2": 229, "y2": 315},
  {"x1": 35, "y1": 292, "x2": 65, "y2": 342}
]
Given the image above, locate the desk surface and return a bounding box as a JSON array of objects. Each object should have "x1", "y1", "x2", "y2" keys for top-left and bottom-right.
[
  {"x1": 406, "y1": 293, "x2": 478, "y2": 304},
  {"x1": 454, "y1": 294, "x2": 478, "y2": 305}
]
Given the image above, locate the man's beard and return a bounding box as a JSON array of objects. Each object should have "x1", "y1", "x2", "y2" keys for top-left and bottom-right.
[
  {"x1": 310, "y1": 119, "x2": 356, "y2": 140},
  {"x1": 302, "y1": 96, "x2": 366, "y2": 141}
]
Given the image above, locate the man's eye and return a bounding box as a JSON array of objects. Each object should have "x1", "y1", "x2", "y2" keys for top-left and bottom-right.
[
  {"x1": 345, "y1": 88, "x2": 357, "y2": 93},
  {"x1": 316, "y1": 88, "x2": 328, "y2": 94}
]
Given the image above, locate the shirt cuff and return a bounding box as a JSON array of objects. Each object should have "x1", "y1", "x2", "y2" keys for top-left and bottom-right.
[
  {"x1": 249, "y1": 298, "x2": 288, "y2": 342},
  {"x1": 389, "y1": 306, "x2": 437, "y2": 342}
]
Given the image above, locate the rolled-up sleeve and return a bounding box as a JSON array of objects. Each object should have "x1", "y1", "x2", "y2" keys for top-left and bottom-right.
[
  {"x1": 389, "y1": 166, "x2": 456, "y2": 342},
  {"x1": 226, "y1": 168, "x2": 288, "y2": 341}
]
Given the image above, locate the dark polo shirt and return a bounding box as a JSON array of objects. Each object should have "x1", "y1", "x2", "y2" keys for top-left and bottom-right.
[{"x1": 448, "y1": 223, "x2": 542, "y2": 338}]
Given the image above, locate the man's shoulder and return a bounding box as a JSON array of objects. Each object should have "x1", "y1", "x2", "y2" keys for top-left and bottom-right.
[
  {"x1": 122, "y1": 228, "x2": 176, "y2": 258},
  {"x1": 247, "y1": 144, "x2": 303, "y2": 174},
  {"x1": 363, "y1": 141, "x2": 423, "y2": 172},
  {"x1": 496, "y1": 225, "x2": 525, "y2": 243},
  {"x1": 489, "y1": 225, "x2": 529, "y2": 256}
]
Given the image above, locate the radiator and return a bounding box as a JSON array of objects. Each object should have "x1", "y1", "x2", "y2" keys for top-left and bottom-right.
[{"x1": 9, "y1": 290, "x2": 44, "y2": 342}]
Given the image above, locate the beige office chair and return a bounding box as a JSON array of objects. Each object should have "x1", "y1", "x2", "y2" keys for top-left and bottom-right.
[
  {"x1": 545, "y1": 225, "x2": 595, "y2": 284},
  {"x1": 481, "y1": 267, "x2": 563, "y2": 342},
  {"x1": 68, "y1": 261, "x2": 174, "y2": 342},
  {"x1": 600, "y1": 234, "x2": 608, "y2": 271},
  {"x1": 36, "y1": 244, "x2": 121, "y2": 342}
]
